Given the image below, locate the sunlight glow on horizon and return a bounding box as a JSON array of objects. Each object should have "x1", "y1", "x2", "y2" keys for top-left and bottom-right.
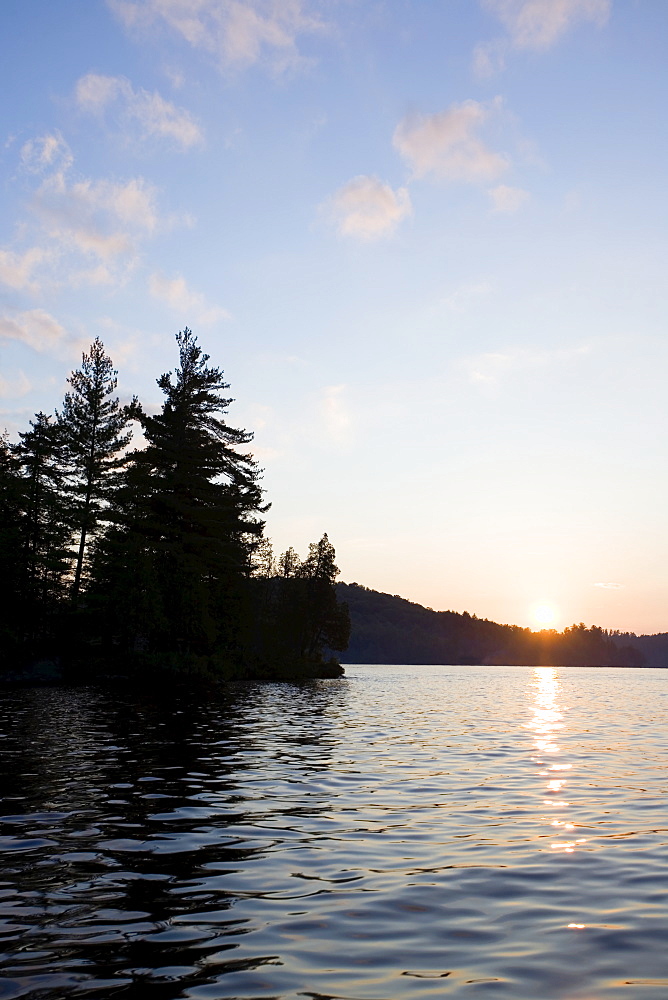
[{"x1": 530, "y1": 603, "x2": 558, "y2": 629}]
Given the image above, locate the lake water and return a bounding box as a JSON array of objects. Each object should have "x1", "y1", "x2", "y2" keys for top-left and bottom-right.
[{"x1": 0, "y1": 664, "x2": 666, "y2": 1000}]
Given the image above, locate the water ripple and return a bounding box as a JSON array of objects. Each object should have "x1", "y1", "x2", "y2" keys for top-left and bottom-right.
[{"x1": 0, "y1": 666, "x2": 666, "y2": 998}]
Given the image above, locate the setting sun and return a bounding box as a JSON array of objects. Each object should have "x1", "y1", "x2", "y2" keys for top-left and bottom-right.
[{"x1": 531, "y1": 604, "x2": 558, "y2": 629}]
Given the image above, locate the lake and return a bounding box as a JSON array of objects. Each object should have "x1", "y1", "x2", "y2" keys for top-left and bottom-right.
[{"x1": 0, "y1": 664, "x2": 666, "y2": 999}]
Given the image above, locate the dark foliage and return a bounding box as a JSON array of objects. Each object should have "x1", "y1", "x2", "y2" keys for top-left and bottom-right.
[
  {"x1": 0, "y1": 434, "x2": 26, "y2": 665},
  {"x1": 613, "y1": 632, "x2": 668, "y2": 668},
  {"x1": 1, "y1": 329, "x2": 348, "y2": 683},
  {"x1": 90, "y1": 328, "x2": 266, "y2": 667},
  {"x1": 251, "y1": 534, "x2": 351, "y2": 671},
  {"x1": 57, "y1": 338, "x2": 134, "y2": 597},
  {"x1": 12, "y1": 413, "x2": 72, "y2": 652}
]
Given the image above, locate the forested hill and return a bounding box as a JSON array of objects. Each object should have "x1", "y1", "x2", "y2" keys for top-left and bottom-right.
[
  {"x1": 618, "y1": 632, "x2": 668, "y2": 668},
  {"x1": 336, "y1": 583, "x2": 655, "y2": 667}
]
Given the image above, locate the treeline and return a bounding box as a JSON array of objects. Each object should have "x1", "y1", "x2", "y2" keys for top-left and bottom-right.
[
  {"x1": 615, "y1": 632, "x2": 668, "y2": 668},
  {"x1": 339, "y1": 584, "x2": 647, "y2": 667},
  {"x1": 0, "y1": 329, "x2": 349, "y2": 682}
]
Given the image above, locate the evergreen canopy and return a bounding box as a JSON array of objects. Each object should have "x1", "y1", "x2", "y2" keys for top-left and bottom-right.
[{"x1": 0, "y1": 327, "x2": 349, "y2": 681}]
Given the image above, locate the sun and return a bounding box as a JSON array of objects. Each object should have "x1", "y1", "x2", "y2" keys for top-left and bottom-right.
[{"x1": 531, "y1": 603, "x2": 557, "y2": 629}]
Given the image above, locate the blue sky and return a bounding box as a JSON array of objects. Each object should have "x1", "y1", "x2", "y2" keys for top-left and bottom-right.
[{"x1": 1, "y1": 0, "x2": 667, "y2": 633}]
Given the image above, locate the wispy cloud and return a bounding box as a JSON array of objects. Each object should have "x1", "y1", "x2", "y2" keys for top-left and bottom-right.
[
  {"x1": 0, "y1": 370, "x2": 32, "y2": 400},
  {"x1": 475, "y1": 0, "x2": 610, "y2": 75},
  {"x1": 149, "y1": 272, "x2": 231, "y2": 324},
  {"x1": 441, "y1": 280, "x2": 492, "y2": 313},
  {"x1": 393, "y1": 100, "x2": 508, "y2": 183},
  {"x1": 594, "y1": 582, "x2": 624, "y2": 590},
  {"x1": 0, "y1": 309, "x2": 69, "y2": 354},
  {"x1": 488, "y1": 183, "x2": 530, "y2": 212},
  {"x1": 482, "y1": 0, "x2": 610, "y2": 51},
  {"x1": 20, "y1": 131, "x2": 73, "y2": 174},
  {"x1": 0, "y1": 247, "x2": 53, "y2": 293},
  {"x1": 33, "y1": 171, "x2": 161, "y2": 260},
  {"x1": 472, "y1": 39, "x2": 507, "y2": 77},
  {"x1": 1, "y1": 133, "x2": 182, "y2": 296},
  {"x1": 109, "y1": 0, "x2": 327, "y2": 75},
  {"x1": 75, "y1": 73, "x2": 203, "y2": 149},
  {"x1": 320, "y1": 384, "x2": 352, "y2": 445},
  {"x1": 326, "y1": 175, "x2": 412, "y2": 241},
  {"x1": 465, "y1": 343, "x2": 591, "y2": 385}
]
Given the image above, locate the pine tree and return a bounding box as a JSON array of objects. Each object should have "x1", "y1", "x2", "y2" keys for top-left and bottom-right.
[
  {"x1": 14, "y1": 413, "x2": 71, "y2": 618},
  {"x1": 298, "y1": 534, "x2": 351, "y2": 660},
  {"x1": 57, "y1": 338, "x2": 134, "y2": 596},
  {"x1": 278, "y1": 547, "x2": 301, "y2": 577},
  {"x1": 261, "y1": 534, "x2": 350, "y2": 667},
  {"x1": 96, "y1": 328, "x2": 266, "y2": 663}
]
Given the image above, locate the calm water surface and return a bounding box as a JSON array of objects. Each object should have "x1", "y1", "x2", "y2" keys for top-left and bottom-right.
[{"x1": 0, "y1": 665, "x2": 666, "y2": 1000}]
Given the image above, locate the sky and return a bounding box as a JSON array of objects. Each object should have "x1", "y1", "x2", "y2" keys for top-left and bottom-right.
[{"x1": 1, "y1": 0, "x2": 667, "y2": 635}]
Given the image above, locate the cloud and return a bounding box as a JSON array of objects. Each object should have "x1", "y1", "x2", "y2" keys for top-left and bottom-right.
[
  {"x1": 149, "y1": 272, "x2": 231, "y2": 324},
  {"x1": 393, "y1": 100, "x2": 508, "y2": 182},
  {"x1": 465, "y1": 343, "x2": 591, "y2": 385},
  {"x1": 320, "y1": 384, "x2": 351, "y2": 445},
  {"x1": 441, "y1": 280, "x2": 492, "y2": 313},
  {"x1": 33, "y1": 171, "x2": 162, "y2": 261},
  {"x1": 472, "y1": 40, "x2": 506, "y2": 77},
  {"x1": 0, "y1": 309, "x2": 68, "y2": 353},
  {"x1": 3, "y1": 132, "x2": 181, "y2": 296},
  {"x1": 0, "y1": 371, "x2": 32, "y2": 400},
  {"x1": 75, "y1": 73, "x2": 123, "y2": 107},
  {"x1": 75, "y1": 73, "x2": 203, "y2": 149},
  {"x1": 68, "y1": 264, "x2": 118, "y2": 288},
  {"x1": 488, "y1": 184, "x2": 530, "y2": 212},
  {"x1": 20, "y1": 131, "x2": 73, "y2": 174},
  {"x1": 481, "y1": 0, "x2": 610, "y2": 52},
  {"x1": 326, "y1": 175, "x2": 412, "y2": 241},
  {"x1": 109, "y1": 0, "x2": 327, "y2": 74},
  {"x1": 0, "y1": 247, "x2": 52, "y2": 293},
  {"x1": 594, "y1": 582, "x2": 624, "y2": 590}
]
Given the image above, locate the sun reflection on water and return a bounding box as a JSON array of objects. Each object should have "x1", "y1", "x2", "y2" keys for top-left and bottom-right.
[
  {"x1": 529, "y1": 666, "x2": 563, "y2": 754},
  {"x1": 527, "y1": 668, "x2": 587, "y2": 855},
  {"x1": 526, "y1": 667, "x2": 589, "y2": 927}
]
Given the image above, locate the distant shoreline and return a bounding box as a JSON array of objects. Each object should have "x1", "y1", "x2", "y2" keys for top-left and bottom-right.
[
  {"x1": 342, "y1": 662, "x2": 668, "y2": 669},
  {"x1": 337, "y1": 583, "x2": 666, "y2": 668}
]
